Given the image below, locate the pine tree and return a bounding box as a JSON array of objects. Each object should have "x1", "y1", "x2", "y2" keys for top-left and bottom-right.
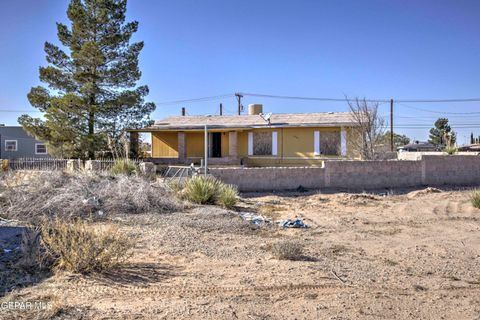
[
  {"x1": 19, "y1": 0, "x2": 155, "y2": 159},
  {"x1": 428, "y1": 118, "x2": 456, "y2": 146}
]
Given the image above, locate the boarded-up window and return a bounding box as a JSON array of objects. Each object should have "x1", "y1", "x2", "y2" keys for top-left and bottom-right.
[
  {"x1": 320, "y1": 131, "x2": 340, "y2": 155},
  {"x1": 253, "y1": 132, "x2": 272, "y2": 155}
]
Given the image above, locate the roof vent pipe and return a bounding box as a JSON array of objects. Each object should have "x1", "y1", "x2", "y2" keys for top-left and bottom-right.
[{"x1": 248, "y1": 104, "x2": 263, "y2": 115}]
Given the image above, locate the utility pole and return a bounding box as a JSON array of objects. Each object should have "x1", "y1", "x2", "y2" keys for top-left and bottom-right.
[
  {"x1": 219, "y1": 103, "x2": 223, "y2": 116},
  {"x1": 390, "y1": 99, "x2": 394, "y2": 152},
  {"x1": 235, "y1": 93, "x2": 243, "y2": 115}
]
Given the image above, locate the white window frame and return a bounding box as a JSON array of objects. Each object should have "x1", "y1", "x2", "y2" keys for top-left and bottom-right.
[
  {"x1": 5, "y1": 140, "x2": 17, "y2": 152},
  {"x1": 314, "y1": 131, "x2": 320, "y2": 156},
  {"x1": 247, "y1": 132, "x2": 253, "y2": 156},
  {"x1": 272, "y1": 131, "x2": 278, "y2": 156},
  {"x1": 35, "y1": 143, "x2": 47, "y2": 155},
  {"x1": 340, "y1": 127, "x2": 347, "y2": 157}
]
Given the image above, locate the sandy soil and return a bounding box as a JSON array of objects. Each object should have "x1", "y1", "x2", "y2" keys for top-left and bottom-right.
[{"x1": 2, "y1": 188, "x2": 480, "y2": 319}]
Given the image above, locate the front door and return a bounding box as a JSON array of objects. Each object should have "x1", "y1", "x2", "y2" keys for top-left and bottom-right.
[{"x1": 211, "y1": 132, "x2": 222, "y2": 158}]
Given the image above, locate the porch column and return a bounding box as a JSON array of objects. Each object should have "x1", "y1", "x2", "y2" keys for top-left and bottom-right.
[
  {"x1": 340, "y1": 127, "x2": 347, "y2": 157},
  {"x1": 228, "y1": 131, "x2": 238, "y2": 157},
  {"x1": 178, "y1": 132, "x2": 186, "y2": 162},
  {"x1": 129, "y1": 131, "x2": 139, "y2": 159}
]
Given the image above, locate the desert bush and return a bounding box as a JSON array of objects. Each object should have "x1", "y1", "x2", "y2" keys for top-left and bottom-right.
[
  {"x1": 471, "y1": 190, "x2": 480, "y2": 209},
  {"x1": 110, "y1": 158, "x2": 138, "y2": 176},
  {"x1": 181, "y1": 175, "x2": 238, "y2": 208},
  {"x1": 444, "y1": 146, "x2": 458, "y2": 155},
  {"x1": 269, "y1": 240, "x2": 304, "y2": 260},
  {"x1": 1, "y1": 172, "x2": 182, "y2": 220},
  {"x1": 1, "y1": 159, "x2": 8, "y2": 171},
  {"x1": 216, "y1": 184, "x2": 238, "y2": 209},
  {"x1": 40, "y1": 219, "x2": 133, "y2": 273},
  {"x1": 182, "y1": 175, "x2": 221, "y2": 204}
]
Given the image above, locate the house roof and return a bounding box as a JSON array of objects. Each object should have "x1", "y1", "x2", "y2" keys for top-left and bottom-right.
[{"x1": 143, "y1": 112, "x2": 357, "y2": 131}]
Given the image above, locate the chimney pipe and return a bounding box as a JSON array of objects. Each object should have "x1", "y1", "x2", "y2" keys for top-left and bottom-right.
[
  {"x1": 248, "y1": 104, "x2": 263, "y2": 115},
  {"x1": 181, "y1": 107, "x2": 186, "y2": 116}
]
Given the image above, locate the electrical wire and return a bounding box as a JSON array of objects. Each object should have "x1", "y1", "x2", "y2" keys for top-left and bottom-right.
[{"x1": 396, "y1": 102, "x2": 480, "y2": 115}]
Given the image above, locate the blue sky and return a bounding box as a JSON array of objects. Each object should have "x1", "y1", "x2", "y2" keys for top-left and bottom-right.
[{"x1": 1, "y1": 0, "x2": 479, "y2": 143}]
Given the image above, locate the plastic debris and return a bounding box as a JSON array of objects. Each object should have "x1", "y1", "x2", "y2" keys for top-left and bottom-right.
[
  {"x1": 239, "y1": 212, "x2": 271, "y2": 225},
  {"x1": 239, "y1": 212, "x2": 307, "y2": 228},
  {"x1": 82, "y1": 196, "x2": 100, "y2": 207},
  {"x1": 278, "y1": 219, "x2": 307, "y2": 228}
]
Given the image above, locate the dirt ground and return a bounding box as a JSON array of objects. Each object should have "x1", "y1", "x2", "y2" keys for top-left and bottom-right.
[{"x1": 1, "y1": 187, "x2": 480, "y2": 319}]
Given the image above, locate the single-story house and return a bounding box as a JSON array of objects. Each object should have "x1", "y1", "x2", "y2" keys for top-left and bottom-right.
[
  {"x1": 457, "y1": 144, "x2": 480, "y2": 152},
  {"x1": 398, "y1": 141, "x2": 440, "y2": 152},
  {"x1": 131, "y1": 104, "x2": 359, "y2": 166},
  {"x1": 0, "y1": 125, "x2": 50, "y2": 160}
]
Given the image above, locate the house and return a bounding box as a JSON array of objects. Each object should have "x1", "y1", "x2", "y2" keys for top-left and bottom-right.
[
  {"x1": 0, "y1": 125, "x2": 50, "y2": 160},
  {"x1": 398, "y1": 141, "x2": 439, "y2": 152},
  {"x1": 457, "y1": 144, "x2": 480, "y2": 152},
  {"x1": 132, "y1": 104, "x2": 359, "y2": 166}
]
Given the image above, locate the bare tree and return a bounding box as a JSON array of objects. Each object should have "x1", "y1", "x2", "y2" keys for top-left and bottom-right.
[{"x1": 347, "y1": 97, "x2": 386, "y2": 160}]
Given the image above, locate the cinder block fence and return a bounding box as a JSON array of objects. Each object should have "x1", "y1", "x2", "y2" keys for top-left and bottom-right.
[{"x1": 209, "y1": 155, "x2": 480, "y2": 191}]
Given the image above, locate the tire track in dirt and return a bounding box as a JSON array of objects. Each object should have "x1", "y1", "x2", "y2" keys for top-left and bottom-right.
[{"x1": 60, "y1": 282, "x2": 345, "y2": 298}]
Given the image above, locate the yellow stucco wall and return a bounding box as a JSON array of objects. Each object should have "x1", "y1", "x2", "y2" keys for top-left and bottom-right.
[
  {"x1": 186, "y1": 132, "x2": 204, "y2": 158},
  {"x1": 152, "y1": 132, "x2": 178, "y2": 158},
  {"x1": 220, "y1": 132, "x2": 230, "y2": 157},
  {"x1": 236, "y1": 127, "x2": 344, "y2": 158},
  {"x1": 150, "y1": 126, "x2": 357, "y2": 161}
]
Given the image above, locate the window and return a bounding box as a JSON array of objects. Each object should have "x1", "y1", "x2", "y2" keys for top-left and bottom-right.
[
  {"x1": 320, "y1": 131, "x2": 341, "y2": 156},
  {"x1": 5, "y1": 140, "x2": 17, "y2": 152},
  {"x1": 35, "y1": 143, "x2": 47, "y2": 155},
  {"x1": 253, "y1": 132, "x2": 271, "y2": 155}
]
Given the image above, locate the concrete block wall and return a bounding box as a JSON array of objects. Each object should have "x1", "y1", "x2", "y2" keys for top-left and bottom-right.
[
  {"x1": 326, "y1": 160, "x2": 423, "y2": 189},
  {"x1": 423, "y1": 155, "x2": 480, "y2": 186},
  {"x1": 210, "y1": 155, "x2": 480, "y2": 191},
  {"x1": 210, "y1": 167, "x2": 326, "y2": 191}
]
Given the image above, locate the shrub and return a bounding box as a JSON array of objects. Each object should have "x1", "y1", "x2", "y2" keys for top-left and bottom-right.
[
  {"x1": 182, "y1": 175, "x2": 221, "y2": 204},
  {"x1": 444, "y1": 146, "x2": 458, "y2": 155},
  {"x1": 471, "y1": 190, "x2": 480, "y2": 209},
  {"x1": 181, "y1": 175, "x2": 239, "y2": 208},
  {"x1": 110, "y1": 158, "x2": 138, "y2": 176},
  {"x1": 217, "y1": 184, "x2": 238, "y2": 209},
  {"x1": 269, "y1": 240, "x2": 304, "y2": 260},
  {"x1": 1, "y1": 159, "x2": 8, "y2": 171},
  {"x1": 1, "y1": 172, "x2": 182, "y2": 220},
  {"x1": 40, "y1": 219, "x2": 133, "y2": 274}
]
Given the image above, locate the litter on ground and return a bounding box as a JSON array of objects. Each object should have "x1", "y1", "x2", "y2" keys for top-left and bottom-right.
[{"x1": 239, "y1": 212, "x2": 307, "y2": 228}]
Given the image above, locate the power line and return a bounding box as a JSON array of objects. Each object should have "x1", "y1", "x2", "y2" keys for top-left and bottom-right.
[
  {"x1": 154, "y1": 93, "x2": 234, "y2": 106},
  {"x1": 240, "y1": 92, "x2": 480, "y2": 103},
  {"x1": 397, "y1": 102, "x2": 480, "y2": 115}
]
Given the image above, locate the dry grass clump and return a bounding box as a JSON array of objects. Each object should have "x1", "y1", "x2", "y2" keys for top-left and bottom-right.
[
  {"x1": 181, "y1": 175, "x2": 238, "y2": 208},
  {"x1": 269, "y1": 240, "x2": 304, "y2": 260},
  {"x1": 1, "y1": 159, "x2": 8, "y2": 171},
  {"x1": 1, "y1": 171, "x2": 182, "y2": 220},
  {"x1": 216, "y1": 184, "x2": 239, "y2": 209},
  {"x1": 40, "y1": 219, "x2": 133, "y2": 274},
  {"x1": 471, "y1": 190, "x2": 480, "y2": 209},
  {"x1": 110, "y1": 159, "x2": 138, "y2": 176}
]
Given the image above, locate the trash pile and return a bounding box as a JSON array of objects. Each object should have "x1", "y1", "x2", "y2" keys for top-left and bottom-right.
[{"x1": 239, "y1": 212, "x2": 307, "y2": 228}]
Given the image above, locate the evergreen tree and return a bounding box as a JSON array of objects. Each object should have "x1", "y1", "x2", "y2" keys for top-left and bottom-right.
[
  {"x1": 471, "y1": 132, "x2": 475, "y2": 144},
  {"x1": 381, "y1": 131, "x2": 410, "y2": 147},
  {"x1": 428, "y1": 118, "x2": 456, "y2": 146},
  {"x1": 20, "y1": 0, "x2": 155, "y2": 159}
]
